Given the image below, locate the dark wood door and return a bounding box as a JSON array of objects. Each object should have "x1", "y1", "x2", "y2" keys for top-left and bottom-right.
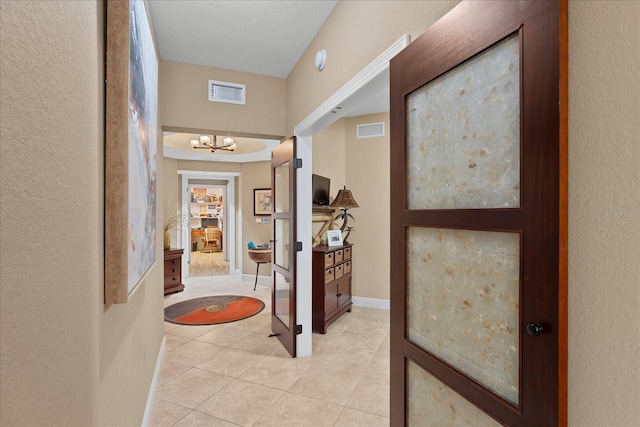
[
  {"x1": 271, "y1": 137, "x2": 297, "y2": 357},
  {"x1": 390, "y1": 1, "x2": 568, "y2": 425}
]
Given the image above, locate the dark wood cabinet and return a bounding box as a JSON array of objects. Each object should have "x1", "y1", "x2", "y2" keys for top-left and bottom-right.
[
  {"x1": 164, "y1": 249, "x2": 184, "y2": 295},
  {"x1": 312, "y1": 244, "x2": 353, "y2": 334}
]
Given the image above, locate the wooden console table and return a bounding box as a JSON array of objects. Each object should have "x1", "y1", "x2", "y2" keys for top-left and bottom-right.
[
  {"x1": 163, "y1": 248, "x2": 184, "y2": 295},
  {"x1": 312, "y1": 244, "x2": 353, "y2": 333}
]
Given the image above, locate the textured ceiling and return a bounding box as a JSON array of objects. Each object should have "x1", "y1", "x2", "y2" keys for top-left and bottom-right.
[
  {"x1": 147, "y1": 0, "x2": 338, "y2": 78},
  {"x1": 148, "y1": 0, "x2": 389, "y2": 162}
]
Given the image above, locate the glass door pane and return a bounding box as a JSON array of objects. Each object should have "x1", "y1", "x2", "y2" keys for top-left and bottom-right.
[
  {"x1": 274, "y1": 270, "x2": 290, "y2": 327},
  {"x1": 407, "y1": 360, "x2": 502, "y2": 425},
  {"x1": 407, "y1": 227, "x2": 520, "y2": 403},
  {"x1": 274, "y1": 162, "x2": 289, "y2": 213},
  {"x1": 274, "y1": 219, "x2": 289, "y2": 270},
  {"x1": 407, "y1": 34, "x2": 520, "y2": 210}
]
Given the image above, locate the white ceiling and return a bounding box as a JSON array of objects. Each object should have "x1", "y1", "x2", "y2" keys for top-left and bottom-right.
[
  {"x1": 148, "y1": 0, "x2": 338, "y2": 79},
  {"x1": 148, "y1": 0, "x2": 389, "y2": 162}
]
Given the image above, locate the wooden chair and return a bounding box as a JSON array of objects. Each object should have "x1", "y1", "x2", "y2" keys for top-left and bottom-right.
[{"x1": 201, "y1": 227, "x2": 220, "y2": 253}]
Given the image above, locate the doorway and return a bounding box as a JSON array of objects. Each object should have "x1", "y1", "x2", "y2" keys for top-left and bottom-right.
[
  {"x1": 179, "y1": 171, "x2": 239, "y2": 279},
  {"x1": 188, "y1": 184, "x2": 228, "y2": 277},
  {"x1": 293, "y1": 35, "x2": 410, "y2": 357}
]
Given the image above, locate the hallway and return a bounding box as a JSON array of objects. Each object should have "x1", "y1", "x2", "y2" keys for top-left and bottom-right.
[
  {"x1": 150, "y1": 275, "x2": 390, "y2": 426},
  {"x1": 187, "y1": 250, "x2": 229, "y2": 277}
]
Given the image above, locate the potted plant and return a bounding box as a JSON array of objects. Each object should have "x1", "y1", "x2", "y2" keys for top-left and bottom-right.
[
  {"x1": 334, "y1": 207, "x2": 355, "y2": 232},
  {"x1": 343, "y1": 226, "x2": 355, "y2": 244},
  {"x1": 163, "y1": 213, "x2": 183, "y2": 250}
]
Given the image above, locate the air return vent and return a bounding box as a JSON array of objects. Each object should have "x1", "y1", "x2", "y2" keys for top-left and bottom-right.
[
  {"x1": 208, "y1": 79, "x2": 246, "y2": 105},
  {"x1": 356, "y1": 122, "x2": 385, "y2": 139}
]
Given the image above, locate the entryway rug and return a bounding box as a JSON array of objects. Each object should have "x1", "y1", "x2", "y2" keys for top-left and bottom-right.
[{"x1": 164, "y1": 295, "x2": 265, "y2": 325}]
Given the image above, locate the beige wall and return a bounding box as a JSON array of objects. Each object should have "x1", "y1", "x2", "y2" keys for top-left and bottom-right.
[
  {"x1": 345, "y1": 113, "x2": 391, "y2": 301},
  {"x1": 567, "y1": 2, "x2": 640, "y2": 425},
  {"x1": 1, "y1": 1, "x2": 164, "y2": 426},
  {"x1": 311, "y1": 119, "x2": 347, "y2": 244},
  {"x1": 238, "y1": 162, "x2": 272, "y2": 275},
  {"x1": 286, "y1": 0, "x2": 460, "y2": 133},
  {"x1": 163, "y1": 157, "x2": 180, "y2": 232},
  {"x1": 312, "y1": 118, "x2": 347, "y2": 190},
  {"x1": 158, "y1": 58, "x2": 279, "y2": 275},
  {"x1": 160, "y1": 60, "x2": 287, "y2": 139}
]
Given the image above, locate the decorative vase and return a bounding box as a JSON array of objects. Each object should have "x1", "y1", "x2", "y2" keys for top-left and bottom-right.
[{"x1": 163, "y1": 230, "x2": 170, "y2": 250}]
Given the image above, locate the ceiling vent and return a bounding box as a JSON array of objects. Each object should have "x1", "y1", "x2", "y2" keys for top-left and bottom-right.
[
  {"x1": 356, "y1": 122, "x2": 385, "y2": 139},
  {"x1": 208, "y1": 79, "x2": 246, "y2": 105}
]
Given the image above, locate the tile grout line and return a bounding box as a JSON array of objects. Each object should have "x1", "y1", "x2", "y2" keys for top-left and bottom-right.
[{"x1": 154, "y1": 274, "x2": 390, "y2": 426}]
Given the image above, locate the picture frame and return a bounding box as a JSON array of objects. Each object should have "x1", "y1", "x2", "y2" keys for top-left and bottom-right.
[
  {"x1": 105, "y1": 0, "x2": 158, "y2": 305},
  {"x1": 327, "y1": 229, "x2": 344, "y2": 247},
  {"x1": 254, "y1": 188, "x2": 272, "y2": 216}
]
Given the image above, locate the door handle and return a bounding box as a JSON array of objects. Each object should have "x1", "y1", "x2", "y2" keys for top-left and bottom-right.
[{"x1": 526, "y1": 323, "x2": 544, "y2": 337}]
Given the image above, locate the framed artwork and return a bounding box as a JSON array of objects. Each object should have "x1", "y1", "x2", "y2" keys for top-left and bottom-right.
[
  {"x1": 105, "y1": 0, "x2": 158, "y2": 305},
  {"x1": 192, "y1": 187, "x2": 207, "y2": 203},
  {"x1": 254, "y1": 188, "x2": 272, "y2": 216},
  {"x1": 327, "y1": 229, "x2": 344, "y2": 247}
]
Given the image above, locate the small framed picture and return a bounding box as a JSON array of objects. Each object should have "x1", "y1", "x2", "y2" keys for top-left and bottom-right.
[
  {"x1": 326, "y1": 229, "x2": 343, "y2": 247},
  {"x1": 254, "y1": 188, "x2": 272, "y2": 216}
]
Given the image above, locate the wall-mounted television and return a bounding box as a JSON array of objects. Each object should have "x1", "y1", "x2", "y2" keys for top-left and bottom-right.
[{"x1": 312, "y1": 174, "x2": 331, "y2": 206}]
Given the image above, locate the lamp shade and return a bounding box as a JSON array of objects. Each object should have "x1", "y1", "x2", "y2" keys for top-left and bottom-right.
[{"x1": 330, "y1": 187, "x2": 359, "y2": 209}]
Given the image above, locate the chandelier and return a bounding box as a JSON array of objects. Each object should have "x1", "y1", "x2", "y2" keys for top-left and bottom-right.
[{"x1": 190, "y1": 135, "x2": 237, "y2": 152}]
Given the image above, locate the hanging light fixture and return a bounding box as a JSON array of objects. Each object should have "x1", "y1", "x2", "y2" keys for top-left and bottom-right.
[{"x1": 190, "y1": 135, "x2": 237, "y2": 152}]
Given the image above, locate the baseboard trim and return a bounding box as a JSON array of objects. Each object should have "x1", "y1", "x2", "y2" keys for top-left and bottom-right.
[
  {"x1": 241, "y1": 274, "x2": 272, "y2": 286},
  {"x1": 141, "y1": 335, "x2": 165, "y2": 427},
  {"x1": 352, "y1": 296, "x2": 390, "y2": 311}
]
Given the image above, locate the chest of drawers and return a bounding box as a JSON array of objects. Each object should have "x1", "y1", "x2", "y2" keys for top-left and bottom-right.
[
  {"x1": 312, "y1": 244, "x2": 353, "y2": 334},
  {"x1": 164, "y1": 249, "x2": 184, "y2": 295}
]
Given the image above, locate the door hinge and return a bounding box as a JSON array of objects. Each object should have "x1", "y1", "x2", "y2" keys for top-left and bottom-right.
[
  {"x1": 293, "y1": 158, "x2": 303, "y2": 169},
  {"x1": 294, "y1": 324, "x2": 303, "y2": 335},
  {"x1": 295, "y1": 241, "x2": 303, "y2": 251}
]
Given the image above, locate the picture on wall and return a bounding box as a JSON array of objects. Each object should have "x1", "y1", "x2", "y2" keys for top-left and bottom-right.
[
  {"x1": 192, "y1": 187, "x2": 207, "y2": 203},
  {"x1": 105, "y1": 0, "x2": 158, "y2": 304},
  {"x1": 254, "y1": 188, "x2": 272, "y2": 216}
]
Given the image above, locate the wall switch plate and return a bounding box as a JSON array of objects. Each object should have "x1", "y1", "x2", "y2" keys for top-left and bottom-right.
[{"x1": 256, "y1": 218, "x2": 262, "y2": 223}]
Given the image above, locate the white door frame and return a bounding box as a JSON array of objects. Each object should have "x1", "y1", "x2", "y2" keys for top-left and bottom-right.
[
  {"x1": 179, "y1": 170, "x2": 240, "y2": 278},
  {"x1": 293, "y1": 35, "x2": 410, "y2": 357}
]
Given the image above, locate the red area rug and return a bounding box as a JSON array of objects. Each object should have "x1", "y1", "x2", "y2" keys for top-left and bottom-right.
[{"x1": 164, "y1": 295, "x2": 265, "y2": 325}]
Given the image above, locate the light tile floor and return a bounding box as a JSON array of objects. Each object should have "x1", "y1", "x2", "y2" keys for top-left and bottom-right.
[{"x1": 149, "y1": 275, "x2": 390, "y2": 427}]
